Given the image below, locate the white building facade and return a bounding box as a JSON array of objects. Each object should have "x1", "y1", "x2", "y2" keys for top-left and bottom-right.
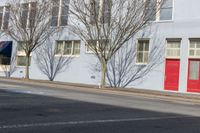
[{"x1": 0, "y1": 0, "x2": 200, "y2": 93}]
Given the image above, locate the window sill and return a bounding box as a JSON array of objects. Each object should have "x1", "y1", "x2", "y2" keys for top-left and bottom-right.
[
  {"x1": 16, "y1": 65, "x2": 30, "y2": 67},
  {"x1": 188, "y1": 57, "x2": 200, "y2": 59},
  {"x1": 135, "y1": 63, "x2": 148, "y2": 65},
  {"x1": 165, "y1": 57, "x2": 180, "y2": 59},
  {"x1": 85, "y1": 51, "x2": 95, "y2": 54},
  {"x1": 55, "y1": 54, "x2": 80, "y2": 58},
  {"x1": 154, "y1": 20, "x2": 174, "y2": 23}
]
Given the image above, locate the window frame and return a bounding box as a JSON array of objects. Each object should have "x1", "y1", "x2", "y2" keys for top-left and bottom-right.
[
  {"x1": 189, "y1": 39, "x2": 200, "y2": 59},
  {"x1": 16, "y1": 55, "x2": 31, "y2": 67},
  {"x1": 136, "y1": 39, "x2": 150, "y2": 65},
  {"x1": 85, "y1": 39, "x2": 109, "y2": 54},
  {"x1": 154, "y1": 0, "x2": 174, "y2": 22},
  {"x1": 165, "y1": 39, "x2": 181, "y2": 59},
  {"x1": 89, "y1": 0, "x2": 111, "y2": 25},
  {"x1": 21, "y1": 2, "x2": 37, "y2": 29},
  {"x1": 16, "y1": 42, "x2": 32, "y2": 67},
  {"x1": 51, "y1": 0, "x2": 69, "y2": 27},
  {"x1": 55, "y1": 40, "x2": 81, "y2": 57}
]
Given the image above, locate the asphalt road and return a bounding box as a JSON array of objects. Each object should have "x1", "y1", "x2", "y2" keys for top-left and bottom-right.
[{"x1": 0, "y1": 85, "x2": 200, "y2": 133}]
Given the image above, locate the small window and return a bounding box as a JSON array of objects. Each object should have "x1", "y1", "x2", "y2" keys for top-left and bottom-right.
[
  {"x1": 17, "y1": 56, "x2": 31, "y2": 66},
  {"x1": 51, "y1": 0, "x2": 59, "y2": 27},
  {"x1": 86, "y1": 40, "x2": 97, "y2": 53},
  {"x1": 136, "y1": 40, "x2": 149, "y2": 64},
  {"x1": 189, "y1": 40, "x2": 200, "y2": 58},
  {"x1": 55, "y1": 40, "x2": 81, "y2": 56},
  {"x1": 60, "y1": 0, "x2": 69, "y2": 26},
  {"x1": 166, "y1": 40, "x2": 181, "y2": 58},
  {"x1": 51, "y1": 0, "x2": 69, "y2": 27},
  {"x1": 20, "y1": 2, "x2": 37, "y2": 29},
  {"x1": 16, "y1": 42, "x2": 31, "y2": 66},
  {"x1": 85, "y1": 39, "x2": 109, "y2": 53},
  {"x1": 28, "y1": 2, "x2": 37, "y2": 28},
  {"x1": 90, "y1": 0, "x2": 111, "y2": 24},
  {"x1": 159, "y1": 0, "x2": 173, "y2": 21},
  {"x1": 144, "y1": 0, "x2": 156, "y2": 21},
  {"x1": 17, "y1": 42, "x2": 26, "y2": 54},
  {"x1": 21, "y1": 3, "x2": 29, "y2": 28}
]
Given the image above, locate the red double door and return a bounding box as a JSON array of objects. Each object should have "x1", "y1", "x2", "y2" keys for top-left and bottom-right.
[
  {"x1": 187, "y1": 60, "x2": 200, "y2": 92},
  {"x1": 164, "y1": 59, "x2": 180, "y2": 91},
  {"x1": 164, "y1": 59, "x2": 200, "y2": 92}
]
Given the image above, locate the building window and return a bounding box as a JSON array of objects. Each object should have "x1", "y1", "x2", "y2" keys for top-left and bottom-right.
[
  {"x1": 166, "y1": 39, "x2": 181, "y2": 58},
  {"x1": 86, "y1": 39, "x2": 109, "y2": 53},
  {"x1": 29, "y1": 2, "x2": 37, "y2": 28},
  {"x1": 21, "y1": 3, "x2": 29, "y2": 28},
  {"x1": 86, "y1": 40, "x2": 97, "y2": 53},
  {"x1": 136, "y1": 40, "x2": 149, "y2": 64},
  {"x1": 159, "y1": 0, "x2": 173, "y2": 20},
  {"x1": 148, "y1": 0, "x2": 173, "y2": 21},
  {"x1": 21, "y1": 2, "x2": 37, "y2": 29},
  {"x1": 51, "y1": 0, "x2": 69, "y2": 27},
  {"x1": 55, "y1": 40, "x2": 81, "y2": 56},
  {"x1": 0, "y1": 6, "x2": 10, "y2": 30},
  {"x1": 90, "y1": 0, "x2": 111, "y2": 24},
  {"x1": 17, "y1": 56, "x2": 31, "y2": 66},
  {"x1": 189, "y1": 40, "x2": 200, "y2": 58},
  {"x1": 17, "y1": 42, "x2": 31, "y2": 66}
]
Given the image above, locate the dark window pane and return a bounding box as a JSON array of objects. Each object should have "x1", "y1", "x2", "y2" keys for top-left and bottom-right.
[
  {"x1": 3, "y1": 12, "x2": 10, "y2": 29},
  {"x1": 51, "y1": 4, "x2": 59, "y2": 26},
  {"x1": 52, "y1": 6, "x2": 59, "y2": 17},
  {"x1": 29, "y1": 2, "x2": 37, "y2": 28},
  {"x1": 90, "y1": 0, "x2": 99, "y2": 24},
  {"x1": 60, "y1": 15, "x2": 68, "y2": 26},
  {"x1": 144, "y1": 0, "x2": 156, "y2": 21},
  {"x1": 0, "y1": 56, "x2": 10, "y2": 65},
  {"x1": 51, "y1": 17, "x2": 58, "y2": 26}
]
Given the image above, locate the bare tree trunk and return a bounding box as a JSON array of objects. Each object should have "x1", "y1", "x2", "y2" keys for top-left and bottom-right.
[
  {"x1": 100, "y1": 59, "x2": 107, "y2": 88},
  {"x1": 25, "y1": 53, "x2": 30, "y2": 79}
]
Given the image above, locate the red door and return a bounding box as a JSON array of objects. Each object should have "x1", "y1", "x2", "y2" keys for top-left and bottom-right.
[
  {"x1": 164, "y1": 59, "x2": 180, "y2": 91},
  {"x1": 188, "y1": 60, "x2": 200, "y2": 92}
]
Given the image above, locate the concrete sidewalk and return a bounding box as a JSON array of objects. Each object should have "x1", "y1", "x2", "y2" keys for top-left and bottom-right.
[{"x1": 0, "y1": 77, "x2": 200, "y2": 105}]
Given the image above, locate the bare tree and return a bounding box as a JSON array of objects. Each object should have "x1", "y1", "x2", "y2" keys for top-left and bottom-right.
[
  {"x1": 107, "y1": 39, "x2": 164, "y2": 88},
  {"x1": 69, "y1": 0, "x2": 164, "y2": 88},
  {"x1": 4, "y1": 0, "x2": 57, "y2": 79},
  {"x1": 35, "y1": 39, "x2": 72, "y2": 81},
  {"x1": 90, "y1": 37, "x2": 164, "y2": 88}
]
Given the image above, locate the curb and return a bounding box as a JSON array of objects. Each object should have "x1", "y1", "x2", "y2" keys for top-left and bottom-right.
[{"x1": 0, "y1": 77, "x2": 200, "y2": 104}]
